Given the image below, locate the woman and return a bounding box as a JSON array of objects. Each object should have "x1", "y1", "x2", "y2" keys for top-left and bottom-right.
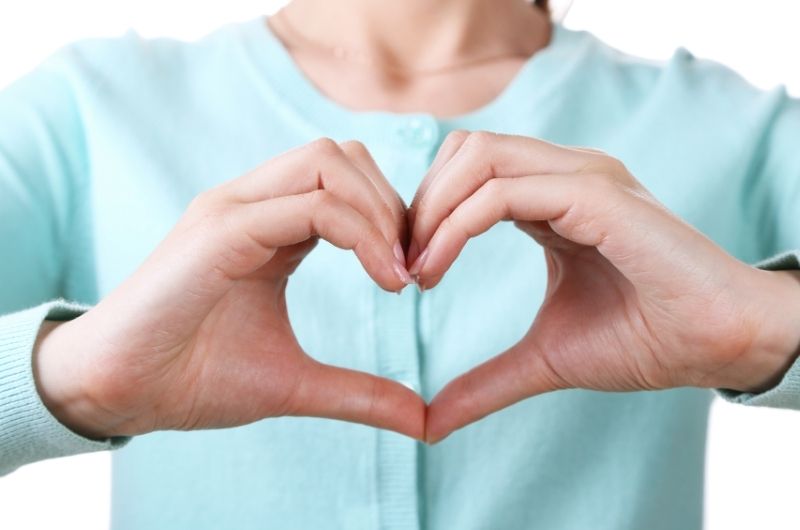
[{"x1": 1, "y1": 0, "x2": 799, "y2": 528}]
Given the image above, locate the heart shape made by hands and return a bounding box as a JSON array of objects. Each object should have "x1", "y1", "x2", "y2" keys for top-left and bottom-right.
[{"x1": 63, "y1": 131, "x2": 785, "y2": 445}]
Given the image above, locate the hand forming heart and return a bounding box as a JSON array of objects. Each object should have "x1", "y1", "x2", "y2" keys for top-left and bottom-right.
[
  {"x1": 407, "y1": 131, "x2": 800, "y2": 443},
  {"x1": 35, "y1": 132, "x2": 800, "y2": 445}
]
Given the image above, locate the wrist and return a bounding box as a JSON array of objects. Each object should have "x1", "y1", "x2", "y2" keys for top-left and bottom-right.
[
  {"x1": 32, "y1": 318, "x2": 117, "y2": 440},
  {"x1": 720, "y1": 268, "x2": 800, "y2": 393}
]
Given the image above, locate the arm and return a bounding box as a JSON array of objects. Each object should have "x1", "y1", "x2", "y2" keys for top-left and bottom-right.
[
  {"x1": 0, "y1": 45, "x2": 131, "y2": 476},
  {"x1": 717, "y1": 252, "x2": 800, "y2": 406},
  {"x1": 0, "y1": 41, "x2": 146, "y2": 473},
  {"x1": 0, "y1": 301, "x2": 128, "y2": 476},
  {"x1": 711, "y1": 87, "x2": 800, "y2": 406}
]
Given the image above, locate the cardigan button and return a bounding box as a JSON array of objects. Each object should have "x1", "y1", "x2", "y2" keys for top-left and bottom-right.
[{"x1": 397, "y1": 116, "x2": 438, "y2": 147}]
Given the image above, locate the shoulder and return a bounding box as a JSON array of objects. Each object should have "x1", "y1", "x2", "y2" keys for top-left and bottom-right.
[
  {"x1": 556, "y1": 24, "x2": 799, "y2": 152},
  {"x1": 576, "y1": 26, "x2": 794, "y2": 120},
  {"x1": 30, "y1": 18, "x2": 253, "y2": 103}
]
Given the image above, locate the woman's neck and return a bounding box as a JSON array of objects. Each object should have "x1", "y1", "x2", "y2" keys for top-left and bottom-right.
[{"x1": 277, "y1": 0, "x2": 549, "y2": 74}]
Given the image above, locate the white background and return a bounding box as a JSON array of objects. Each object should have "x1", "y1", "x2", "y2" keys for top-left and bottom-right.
[{"x1": 1, "y1": 1, "x2": 800, "y2": 528}]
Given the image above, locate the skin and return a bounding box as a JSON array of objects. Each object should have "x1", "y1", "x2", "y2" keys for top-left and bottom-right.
[
  {"x1": 267, "y1": 0, "x2": 551, "y2": 116},
  {"x1": 35, "y1": 139, "x2": 421, "y2": 439},
  {"x1": 34, "y1": 0, "x2": 800, "y2": 444},
  {"x1": 406, "y1": 131, "x2": 800, "y2": 443}
]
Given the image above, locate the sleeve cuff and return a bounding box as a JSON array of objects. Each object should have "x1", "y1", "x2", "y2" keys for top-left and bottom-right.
[
  {"x1": 715, "y1": 250, "x2": 800, "y2": 408},
  {"x1": 0, "y1": 298, "x2": 130, "y2": 476}
]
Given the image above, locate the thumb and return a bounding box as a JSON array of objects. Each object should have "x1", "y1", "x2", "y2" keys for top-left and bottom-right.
[
  {"x1": 425, "y1": 343, "x2": 563, "y2": 444},
  {"x1": 291, "y1": 359, "x2": 426, "y2": 441}
]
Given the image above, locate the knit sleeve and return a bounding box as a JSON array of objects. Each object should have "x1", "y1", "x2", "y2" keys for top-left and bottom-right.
[
  {"x1": 715, "y1": 90, "x2": 800, "y2": 408},
  {"x1": 716, "y1": 251, "x2": 800, "y2": 407},
  {"x1": 0, "y1": 46, "x2": 130, "y2": 476},
  {"x1": 0, "y1": 300, "x2": 130, "y2": 476}
]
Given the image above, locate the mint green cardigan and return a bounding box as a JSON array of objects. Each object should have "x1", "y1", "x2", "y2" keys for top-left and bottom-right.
[{"x1": 1, "y1": 15, "x2": 799, "y2": 530}]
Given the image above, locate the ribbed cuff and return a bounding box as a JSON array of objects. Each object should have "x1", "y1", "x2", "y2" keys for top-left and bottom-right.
[
  {"x1": 0, "y1": 298, "x2": 130, "y2": 476},
  {"x1": 715, "y1": 250, "x2": 800, "y2": 408}
]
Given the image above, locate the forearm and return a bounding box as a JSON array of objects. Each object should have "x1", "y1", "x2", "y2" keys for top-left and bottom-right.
[
  {"x1": 729, "y1": 268, "x2": 800, "y2": 393},
  {"x1": 0, "y1": 300, "x2": 128, "y2": 476}
]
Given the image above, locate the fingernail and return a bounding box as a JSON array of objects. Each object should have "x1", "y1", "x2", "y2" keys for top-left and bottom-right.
[
  {"x1": 393, "y1": 261, "x2": 414, "y2": 285},
  {"x1": 408, "y1": 247, "x2": 429, "y2": 277},
  {"x1": 415, "y1": 280, "x2": 426, "y2": 294},
  {"x1": 392, "y1": 240, "x2": 405, "y2": 264}
]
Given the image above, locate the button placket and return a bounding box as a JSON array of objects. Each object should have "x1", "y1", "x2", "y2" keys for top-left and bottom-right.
[
  {"x1": 368, "y1": 139, "x2": 439, "y2": 530},
  {"x1": 372, "y1": 284, "x2": 422, "y2": 530}
]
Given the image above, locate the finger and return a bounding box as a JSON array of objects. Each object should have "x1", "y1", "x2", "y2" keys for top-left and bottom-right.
[
  {"x1": 406, "y1": 129, "x2": 470, "y2": 264},
  {"x1": 412, "y1": 173, "x2": 627, "y2": 289},
  {"x1": 339, "y1": 140, "x2": 409, "y2": 258},
  {"x1": 411, "y1": 174, "x2": 571, "y2": 288},
  {"x1": 291, "y1": 359, "x2": 427, "y2": 441},
  {"x1": 195, "y1": 190, "x2": 413, "y2": 292},
  {"x1": 408, "y1": 132, "x2": 596, "y2": 269},
  {"x1": 218, "y1": 138, "x2": 402, "y2": 249},
  {"x1": 425, "y1": 344, "x2": 563, "y2": 444}
]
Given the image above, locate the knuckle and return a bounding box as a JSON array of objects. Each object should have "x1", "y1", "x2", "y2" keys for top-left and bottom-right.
[
  {"x1": 475, "y1": 179, "x2": 507, "y2": 220},
  {"x1": 213, "y1": 214, "x2": 264, "y2": 279},
  {"x1": 602, "y1": 155, "x2": 628, "y2": 174},
  {"x1": 442, "y1": 211, "x2": 468, "y2": 239},
  {"x1": 308, "y1": 188, "x2": 334, "y2": 210},
  {"x1": 183, "y1": 189, "x2": 231, "y2": 232},
  {"x1": 444, "y1": 129, "x2": 471, "y2": 146},
  {"x1": 308, "y1": 136, "x2": 342, "y2": 158},
  {"x1": 361, "y1": 220, "x2": 382, "y2": 242},
  {"x1": 579, "y1": 153, "x2": 642, "y2": 194},
  {"x1": 464, "y1": 130, "x2": 497, "y2": 151},
  {"x1": 186, "y1": 188, "x2": 218, "y2": 215},
  {"x1": 577, "y1": 150, "x2": 624, "y2": 174},
  {"x1": 339, "y1": 139, "x2": 370, "y2": 158},
  {"x1": 480, "y1": 177, "x2": 503, "y2": 198},
  {"x1": 450, "y1": 206, "x2": 480, "y2": 240}
]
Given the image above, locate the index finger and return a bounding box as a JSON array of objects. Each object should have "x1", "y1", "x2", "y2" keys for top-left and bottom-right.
[
  {"x1": 340, "y1": 140, "x2": 410, "y2": 258},
  {"x1": 406, "y1": 129, "x2": 470, "y2": 265},
  {"x1": 408, "y1": 132, "x2": 595, "y2": 270}
]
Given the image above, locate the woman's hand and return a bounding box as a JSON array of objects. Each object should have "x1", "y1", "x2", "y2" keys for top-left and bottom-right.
[
  {"x1": 34, "y1": 138, "x2": 423, "y2": 441},
  {"x1": 408, "y1": 130, "x2": 800, "y2": 443}
]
